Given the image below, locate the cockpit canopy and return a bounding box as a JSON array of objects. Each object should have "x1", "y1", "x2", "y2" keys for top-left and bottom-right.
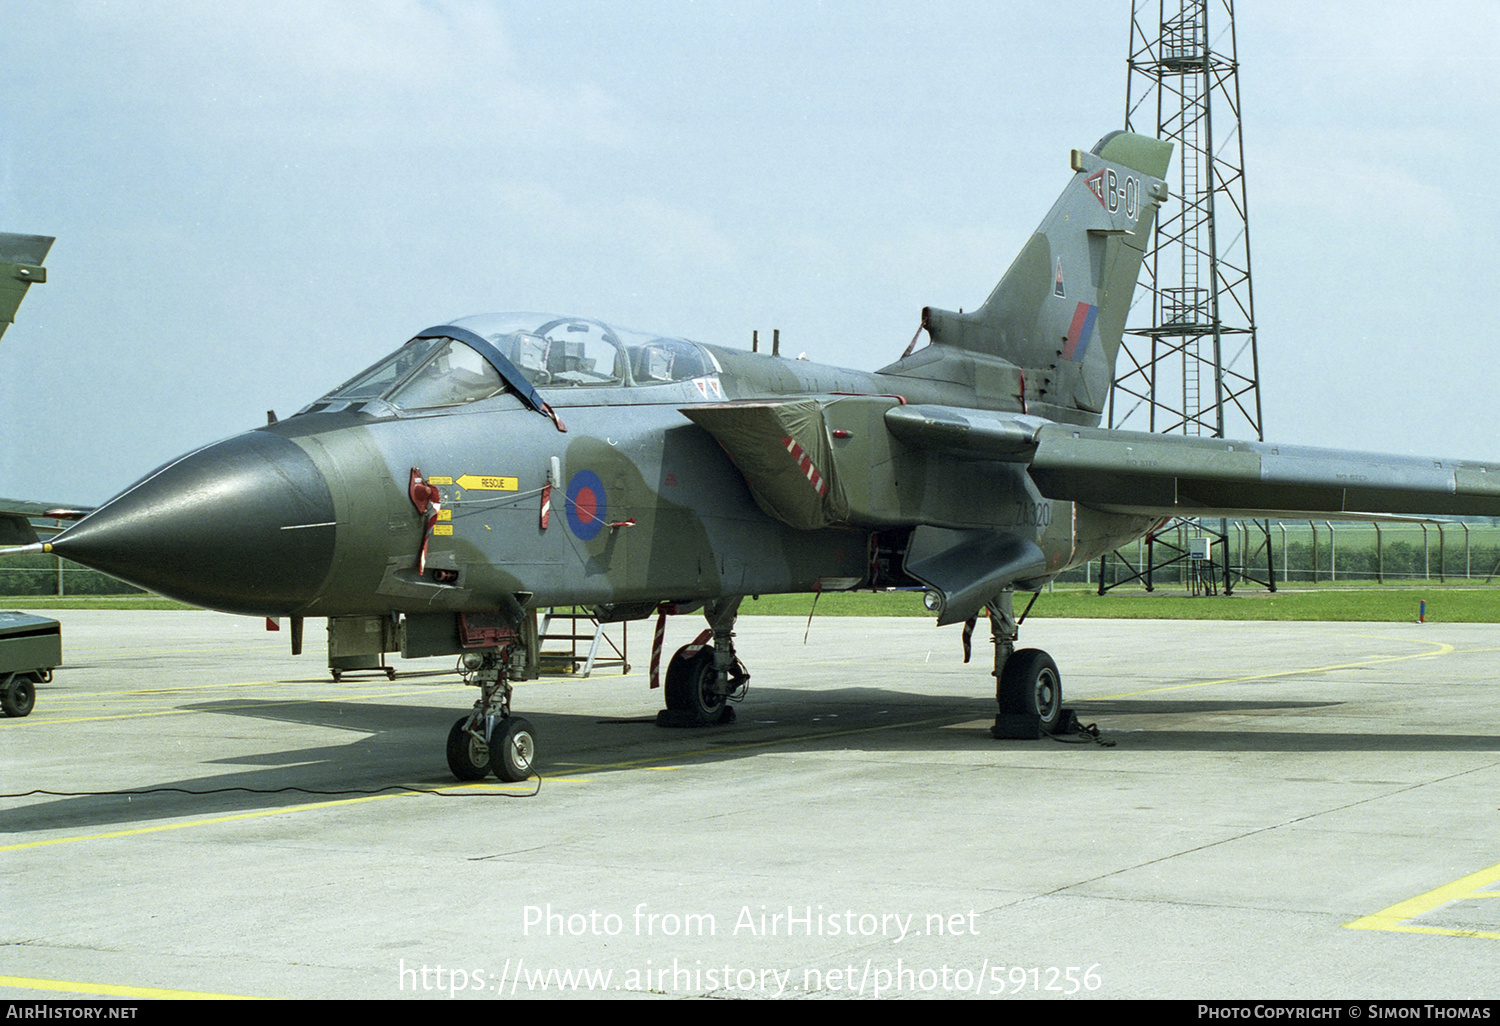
[{"x1": 318, "y1": 313, "x2": 719, "y2": 411}]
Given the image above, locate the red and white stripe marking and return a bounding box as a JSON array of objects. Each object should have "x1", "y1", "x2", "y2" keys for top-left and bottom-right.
[
  {"x1": 417, "y1": 503, "x2": 441, "y2": 574},
  {"x1": 781, "y1": 435, "x2": 829, "y2": 497},
  {"x1": 650, "y1": 609, "x2": 667, "y2": 689},
  {"x1": 650, "y1": 617, "x2": 713, "y2": 691},
  {"x1": 540, "y1": 483, "x2": 552, "y2": 530}
]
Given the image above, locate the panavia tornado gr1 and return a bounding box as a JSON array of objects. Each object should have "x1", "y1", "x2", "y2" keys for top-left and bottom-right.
[{"x1": 9, "y1": 131, "x2": 1500, "y2": 781}]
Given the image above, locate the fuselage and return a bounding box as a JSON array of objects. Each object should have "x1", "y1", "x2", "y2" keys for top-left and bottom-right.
[{"x1": 47, "y1": 315, "x2": 1156, "y2": 618}]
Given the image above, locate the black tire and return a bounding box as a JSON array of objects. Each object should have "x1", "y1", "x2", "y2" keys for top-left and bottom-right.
[
  {"x1": 490, "y1": 716, "x2": 537, "y2": 782},
  {"x1": 1001, "y1": 649, "x2": 1062, "y2": 734},
  {"x1": 446, "y1": 716, "x2": 491, "y2": 780},
  {"x1": 663, "y1": 645, "x2": 726, "y2": 724},
  {"x1": 1, "y1": 674, "x2": 35, "y2": 718}
]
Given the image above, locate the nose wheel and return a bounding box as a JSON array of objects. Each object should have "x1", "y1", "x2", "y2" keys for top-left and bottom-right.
[
  {"x1": 490, "y1": 716, "x2": 537, "y2": 781},
  {"x1": 445, "y1": 714, "x2": 539, "y2": 782},
  {"x1": 447, "y1": 645, "x2": 538, "y2": 782},
  {"x1": 446, "y1": 716, "x2": 492, "y2": 781}
]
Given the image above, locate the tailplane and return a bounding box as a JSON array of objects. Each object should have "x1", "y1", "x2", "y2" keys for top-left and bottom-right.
[{"x1": 882, "y1": 131, "x2": 1172, "y2": 424}]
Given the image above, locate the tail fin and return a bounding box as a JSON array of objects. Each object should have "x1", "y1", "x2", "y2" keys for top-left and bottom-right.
[{"x1": 892, "y1": 131, "x2": 1171, "y2": 423}]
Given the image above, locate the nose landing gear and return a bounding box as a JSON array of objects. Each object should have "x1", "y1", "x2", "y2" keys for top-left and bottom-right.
[{"x1": 447, "y1": 645, "x2": 538, "y2": 782}]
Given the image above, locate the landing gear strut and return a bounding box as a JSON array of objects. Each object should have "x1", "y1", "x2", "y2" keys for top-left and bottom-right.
[
  {"x1": 447, "y1": 646, "x2": 538, "y2": 782},
  {"x1": 988, "y1": 589, "x2": 1066, "y2": 739},
  {"x1": 658, "y1": 596, "x2": 749, "y2": 727}
]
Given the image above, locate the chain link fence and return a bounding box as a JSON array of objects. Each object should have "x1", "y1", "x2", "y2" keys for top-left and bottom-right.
[{"x1": 1064, "y1": 519, "x2": 1500, "y2": 587}]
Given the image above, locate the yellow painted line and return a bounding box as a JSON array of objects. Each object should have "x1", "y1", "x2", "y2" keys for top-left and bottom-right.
[
  {"x1": 0, "y1": 791, "x2": 430, "y2": 852},
  {"x1": 1345, "y1": 861, "x2": 1500, "y2": 941},
  {"x1": 0, "y1": 706, "x2": 198, "y2": 728},
  {"x1": 1093, "y1": 637, "x2": 1456, "y2": 700},
  {"x1": 0, "y1": 684, "x2": 471, "y2": 727},
  {"x1": 0, "y1": 973, "x2": 258, "y2": 1000},
  {"x1": 38, "y1": 677, "x2": 372, "y2": 700},
  {"x1": 1, "y1": 713, "x2": 965, "y2": 852}
]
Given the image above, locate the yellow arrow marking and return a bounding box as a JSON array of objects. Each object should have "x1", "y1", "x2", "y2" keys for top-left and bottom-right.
[
  {"x1": 456, "y1": 474, "x2": 517, "y2": 491},
  {"x1": 1346, "y1": 861, "x2": 1500, "y2": 941}
]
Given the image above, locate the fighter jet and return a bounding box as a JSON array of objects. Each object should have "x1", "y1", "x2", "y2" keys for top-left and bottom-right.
[{"x1": 8, "y1": 131, "x2": 1500, "y2": 781}]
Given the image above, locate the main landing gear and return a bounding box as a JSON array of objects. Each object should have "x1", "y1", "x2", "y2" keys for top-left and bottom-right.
[
  {"x1": 985, "y1": 589, "x2": 1068, "y2": 740},
  {"x1": 657, "y1": 596, "x2": 749, "y2": 727},
  {"x1": 446, "y1": 646, "x2": 537, "y2": 782}
]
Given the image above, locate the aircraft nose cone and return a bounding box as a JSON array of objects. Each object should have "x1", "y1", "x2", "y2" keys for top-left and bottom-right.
[{"x1": 50, "y1": 431, "x2": 337, "y2": 615}]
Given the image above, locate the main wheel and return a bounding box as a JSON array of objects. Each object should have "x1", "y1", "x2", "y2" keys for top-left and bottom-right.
[
  {"x1": 446, "y1": 716, "x2": 492, "y2": 780},
  {"x1": 1000, "y1": 649, "x2": 1062, "y2": 734},
  {"x1": 663, "y1": 645, "x2": 726, "y2": 724},
  {"x1": 1, "y1": 674, "x2": 35, "y2": 717},
  {"x1": 490, "y1": 716, "x2": 537, "y2": 782}
]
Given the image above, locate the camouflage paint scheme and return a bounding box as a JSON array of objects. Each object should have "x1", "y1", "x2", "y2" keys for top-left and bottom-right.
[{"x1": 12, "y1": 131, "x2": 1500, "y2": 774}]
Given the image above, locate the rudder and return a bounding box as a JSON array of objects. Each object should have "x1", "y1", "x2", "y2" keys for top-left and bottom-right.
[{"x1": 906, "y1": 131, "x2": 1171, "y2": 423}]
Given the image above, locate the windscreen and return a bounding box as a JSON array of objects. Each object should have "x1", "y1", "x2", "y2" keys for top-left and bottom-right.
[{"x1": 322, "y1": 337, "x2": 505, "y2": 409}]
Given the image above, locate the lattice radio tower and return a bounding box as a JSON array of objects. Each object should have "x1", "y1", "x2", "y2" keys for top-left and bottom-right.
[{"x1": 1101, "y1": 0, "x2": 1272, "y2": 593}]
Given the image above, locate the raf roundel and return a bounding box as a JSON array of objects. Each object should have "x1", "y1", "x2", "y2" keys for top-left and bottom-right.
[{"x1": 565, "y1": 469, "x2": 607, "y2": 541}]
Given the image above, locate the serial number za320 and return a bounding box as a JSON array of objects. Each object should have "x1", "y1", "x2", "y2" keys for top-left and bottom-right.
[
  {"x1": 1011, "y1": 500, "x2": 1053, "y2": 528},
  {"x1": 993, "y1": 964, "x2": 1101, "y2": 995}
]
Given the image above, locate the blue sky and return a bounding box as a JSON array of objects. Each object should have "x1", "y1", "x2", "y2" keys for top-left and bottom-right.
[{"x1": 2, "y1": 1, "x2": 1498, "y2": 502}]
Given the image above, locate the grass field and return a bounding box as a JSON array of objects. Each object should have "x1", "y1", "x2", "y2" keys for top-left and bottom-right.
[
  {"x1": 740, "y1": 584, "x2": 1500, "y2": 622},
  {"x1": 2, "y1": 584, "x2": 1496, "y2": 622},
  {"x1": 0, "y1": 596, "x2": 192, "y2": 610}
]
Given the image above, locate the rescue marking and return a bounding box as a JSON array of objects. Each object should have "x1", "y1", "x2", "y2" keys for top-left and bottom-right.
[
  {"x1": 1345, "y1": 860, "x2": 1500, "y2": 941},
  {"x1": 1053, "y1": 257, "x2": 1065, "y2": 298},
  {"x1": 456, "y1": 474, "x2": 518, "y2": 492},
  {"x1": 781, "y1": 436, "x2": 829, "y2": 497}
]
